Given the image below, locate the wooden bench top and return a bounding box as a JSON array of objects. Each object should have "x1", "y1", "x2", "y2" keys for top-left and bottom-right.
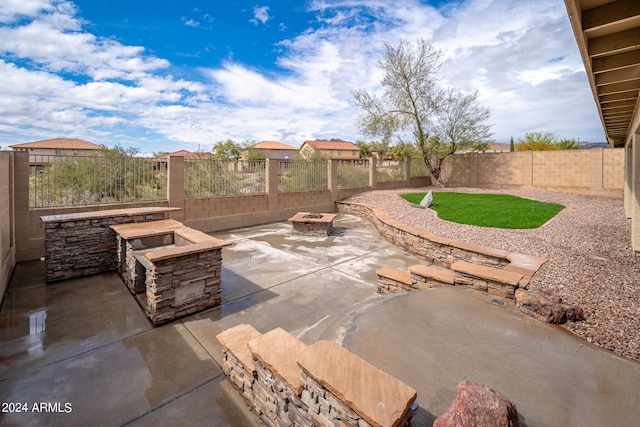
[
  {"x1": 216, "y1": 324, "x2": 263, "y2": 375},
  {"x1": 140, "y1": 240, "x2": 230, "y2": 262},
  {"x1": 376, "y1": 267, "x2": 413, "y2": 286},
  {"x1": 247, "y1": 328, "x2": 307, "y2": 395},
  {"x1": 452, "y1": 261, "x2": 523, "y2": 287},
  {"x1": 41, "y1": 207, "x2": 180, "y2": 223},
  {"x1": 110, "y1": 219, "x2": 185, "y2": 239},
  {"x1": 409, "y1": 264, "x2": 455, "y2": 284},
  {"x1": 298, "y1": 340, "x2": 417, "y2": 427}
]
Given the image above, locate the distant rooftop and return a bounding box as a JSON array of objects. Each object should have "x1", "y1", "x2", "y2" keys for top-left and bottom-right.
[
  {"x1": 302, "y1": 139, "x2": 359, "y2": 151},
  {"x1": 249, "y1": 141, "x2": 298, "y2": 150},
  {"x1": 10, "y1": 138, "x2": 103, "y2": 150}
]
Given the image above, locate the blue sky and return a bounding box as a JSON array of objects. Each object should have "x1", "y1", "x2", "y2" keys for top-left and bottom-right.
[{"x1": 0, "y1": 0, "x2": 604, "y2": 155}]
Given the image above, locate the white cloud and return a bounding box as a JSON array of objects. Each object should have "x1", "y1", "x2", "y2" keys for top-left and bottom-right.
[
  {"x1": 0, "y1": 0, "x2": 605, "y2": 152},
  {"x1": 181, "y1": 17, "x2": 200, "y2": 28},
  {"x1": 251, "y1": 5, "x2": 270, "y2": 25}
]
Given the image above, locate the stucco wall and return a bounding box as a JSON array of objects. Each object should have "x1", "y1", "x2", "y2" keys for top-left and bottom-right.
[
  {"x1": 0, "y1": 151, "x2": 15, "y2": 301},
  {"x1": 442, "y1": 148, "x2": 623, "y2": 198}
]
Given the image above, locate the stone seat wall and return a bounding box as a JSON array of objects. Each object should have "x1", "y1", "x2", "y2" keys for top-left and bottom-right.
[
  {"x1": 336, "y1": 201, "x2": 547, "y2": 296},
  {"x1": 216, "y1": 324, "x2": 417, "y2": 427}
]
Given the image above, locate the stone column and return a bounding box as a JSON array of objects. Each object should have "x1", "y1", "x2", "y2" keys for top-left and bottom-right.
[
  {"x1": 167, "y1": 155, "x2": 185, "y2": 221},
  {"x1": 328, "y1": 159, "x2": 338, "y2": 202},
  {"x1": 404, "y1": 156, "x2": 411, "y2": 187},
  {"x1": 370, "y1": 157, "x2": 378, "y2": 190},
  {"x1": 266, "y1": 159, "x2": 279, "y2": 214},
  {"x1": 13, "y1": 151, "x2": 31, "y2": 261}
]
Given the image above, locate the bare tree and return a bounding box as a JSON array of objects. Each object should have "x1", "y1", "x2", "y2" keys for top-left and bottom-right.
[{"x1": 353, "y1": 39, "x2": 492, "y2": 187}]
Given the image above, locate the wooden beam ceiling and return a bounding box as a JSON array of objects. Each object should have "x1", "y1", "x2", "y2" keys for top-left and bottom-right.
[{"x1": 566, "y1": 0, "x2": 640, "y2": 147}]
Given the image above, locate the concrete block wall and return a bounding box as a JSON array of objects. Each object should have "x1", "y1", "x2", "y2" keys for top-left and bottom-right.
[
  {"x1": 0, "y1": 152, "x2": 15, "y2": 301},
  {"x1": 442, "y1": 148, "x2": 624, "y2": 197}
]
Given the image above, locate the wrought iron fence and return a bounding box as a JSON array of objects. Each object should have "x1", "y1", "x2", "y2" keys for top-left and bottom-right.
[
  {"x1": 184, "y1": 159, "x2": 266, "y2": 198},
  {"x1": 410, "y1": 157, "x2": 430, "y2": 178},
  {"x1": 29, "y1": 154, "x2": 167, "y2": 208},
  {"x1": 376, "y1": 160, "x2": 404, "y2": 182},
  {"x1": 278, "y1": 160, "x2": 328, "y2": 192},
  {"x1": 337, "y1": 160, "x2": 370, "y2": 189}
]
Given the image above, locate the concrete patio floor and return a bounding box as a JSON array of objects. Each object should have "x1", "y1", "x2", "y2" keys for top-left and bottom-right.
[{"x1": 0, "y1": 214, "x2": 638, "y2": 426}]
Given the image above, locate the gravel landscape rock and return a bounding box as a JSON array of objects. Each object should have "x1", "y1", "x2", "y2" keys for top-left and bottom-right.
[{"x1": 344, "y1": 187, "x2": 640, "y2": 361}]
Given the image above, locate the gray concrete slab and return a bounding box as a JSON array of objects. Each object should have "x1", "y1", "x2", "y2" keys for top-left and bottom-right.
[{"x1": 0, "y1": 213, "x2": 638, "y2": 426}]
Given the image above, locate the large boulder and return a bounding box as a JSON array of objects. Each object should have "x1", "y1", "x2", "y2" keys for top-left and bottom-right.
[
  {"x1": 515, "y1": 289, "x2": 585, "y2": 324},
  {"x1": 434, "y1": 380, "x2": 521, "y2": 427},
  {"x1": 420, "y1": 190, "x2": 434, "y2": 208}
]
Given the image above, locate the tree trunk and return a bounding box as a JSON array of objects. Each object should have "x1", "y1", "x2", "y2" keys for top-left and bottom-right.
[{"x1": 422, "y1": 156, "x2": 446, "y2": 187}]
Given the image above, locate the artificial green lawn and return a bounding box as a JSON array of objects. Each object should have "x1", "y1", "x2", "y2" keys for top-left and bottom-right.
[{"x1": 401, "y1": 192, "x2": 565, "y2": 229}]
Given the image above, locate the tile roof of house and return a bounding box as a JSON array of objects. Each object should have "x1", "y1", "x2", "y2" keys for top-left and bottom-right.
[
  {"x1": 302, "y1": 140, "x2": 359, "y2": 151},
  {"x1": 250, "y1": 141, "x2": 298, "y2": 150},
  {"x1": 10, "y1": 138, "x2": 103, "y2": 150}
]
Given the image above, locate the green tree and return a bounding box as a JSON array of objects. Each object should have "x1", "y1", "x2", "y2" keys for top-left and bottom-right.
[
  {"x1": 356, "y1": 140, "x2": 372, "y2": 158},
  {"x1": 556, "y1": 138, "x2": 580, "y2": 150},
  {"x1": 387, "y1": 142, "x2": 417, "y2": 160},
  {"x1": 369, "y1": 139, "x2": 390, "y2": 162},
  {"x1": 213, "y1": 139, "x2": 243, "y2": 161},
  {"x1": 509, "y1": 136, "x2": 515, "y2": 152},
  {"x1": 515, "y1": 131, "x2": 558, "y2": 151},
  {"x1": 431, "y1": 88, "x2": 492, "y2": 166},
  {"x1": 353, "y1": 39, "x2": 492, "y2": 187}
]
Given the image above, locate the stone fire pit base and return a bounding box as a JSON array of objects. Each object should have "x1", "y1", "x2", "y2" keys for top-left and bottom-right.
[{"x1": 288, "y1": 212, "x2": 337, "y2": 236}]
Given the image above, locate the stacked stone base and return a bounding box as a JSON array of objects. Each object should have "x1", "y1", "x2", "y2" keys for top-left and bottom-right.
[
  {"x1": 288, "y1": 212, "x2": 337, "y2": 237},
  {"x1": 378, "y1": 262, "x2": 522, "y2": 299},
  {"x1": 217, "y1": 324, "x2": 417, "y2": 427}
]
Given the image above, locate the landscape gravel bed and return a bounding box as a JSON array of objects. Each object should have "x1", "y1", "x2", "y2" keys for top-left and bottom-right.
[{"x1": 344, "y1": 187, "x2": 640, "y2": 362}]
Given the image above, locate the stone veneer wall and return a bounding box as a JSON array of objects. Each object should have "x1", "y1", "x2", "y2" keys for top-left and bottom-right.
[
  {"x1": 143, "y1": 248, "x2": 222, "y2": 324},
  {"x1": 336, "y1": 201, "x2": 510, "y2": 269},
  {"x1": 41, "y1": 210, "x2": 170, "y2": 282},
  {"x1": 217, "y1": 325, "x2": 417, "y2": 427}
]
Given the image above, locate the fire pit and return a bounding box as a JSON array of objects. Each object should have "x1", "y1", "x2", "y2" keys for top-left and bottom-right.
[{"x1": 288, "y1": 212, "x2": 337, "y2": 236}]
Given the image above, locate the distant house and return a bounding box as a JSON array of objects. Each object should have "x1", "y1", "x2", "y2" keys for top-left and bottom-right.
[
  {"x1": 9, "y1": 138, "x2": 103, "y2": 174},
  {"x1": 243, "y1": 141, "x2": 298, "y2": 160},
  {"x1": 10, "y1": 138, "x2": 103, "y2": 156},
  {"x1": 484, "y1": 143, "x2": 511, "y2": 153},
  {"x1": 459, "y1": 143, "x2": 511, "y2": 154},
  {"x1": 299, "y1": 139, "x2": 360, "y2": 161}
]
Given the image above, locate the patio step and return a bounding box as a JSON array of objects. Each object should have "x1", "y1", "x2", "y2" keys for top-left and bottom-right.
[
  {"x1": 409, "y1": 264, "x2": 455, "y2": 288},
  {"x1": 376, "y1": 267, "x2": 414, "y2": 294}
]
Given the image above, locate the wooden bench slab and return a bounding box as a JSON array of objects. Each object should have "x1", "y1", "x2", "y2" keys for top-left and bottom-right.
[
  {"x1": 376, "y1": 267, "x2": 413, "y2": 286},
  {"x1": 216, "y1": 324, "x2": 263, "y2": 375},
  {"x1": 143, "y1": 240, "x2": 229, "y2": 262},
  {"x1": 409, "y1": 264, "x2": 455, "y2": 285},
  {"x1": 298, "y1": 340, "x2": 417, "y2": 427},
  {"x1": 452, "y1": 261, "x2": 523, "y2": 287},
  {"x1": 40, "y1": 207, "x2": 181, "y2": 223},
  {"x1": 248, "y1": 328, "x2": 307, "y2": 395},
  {"x1": 110, "y1": 219, "x2": 185, "y2": 239}
]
